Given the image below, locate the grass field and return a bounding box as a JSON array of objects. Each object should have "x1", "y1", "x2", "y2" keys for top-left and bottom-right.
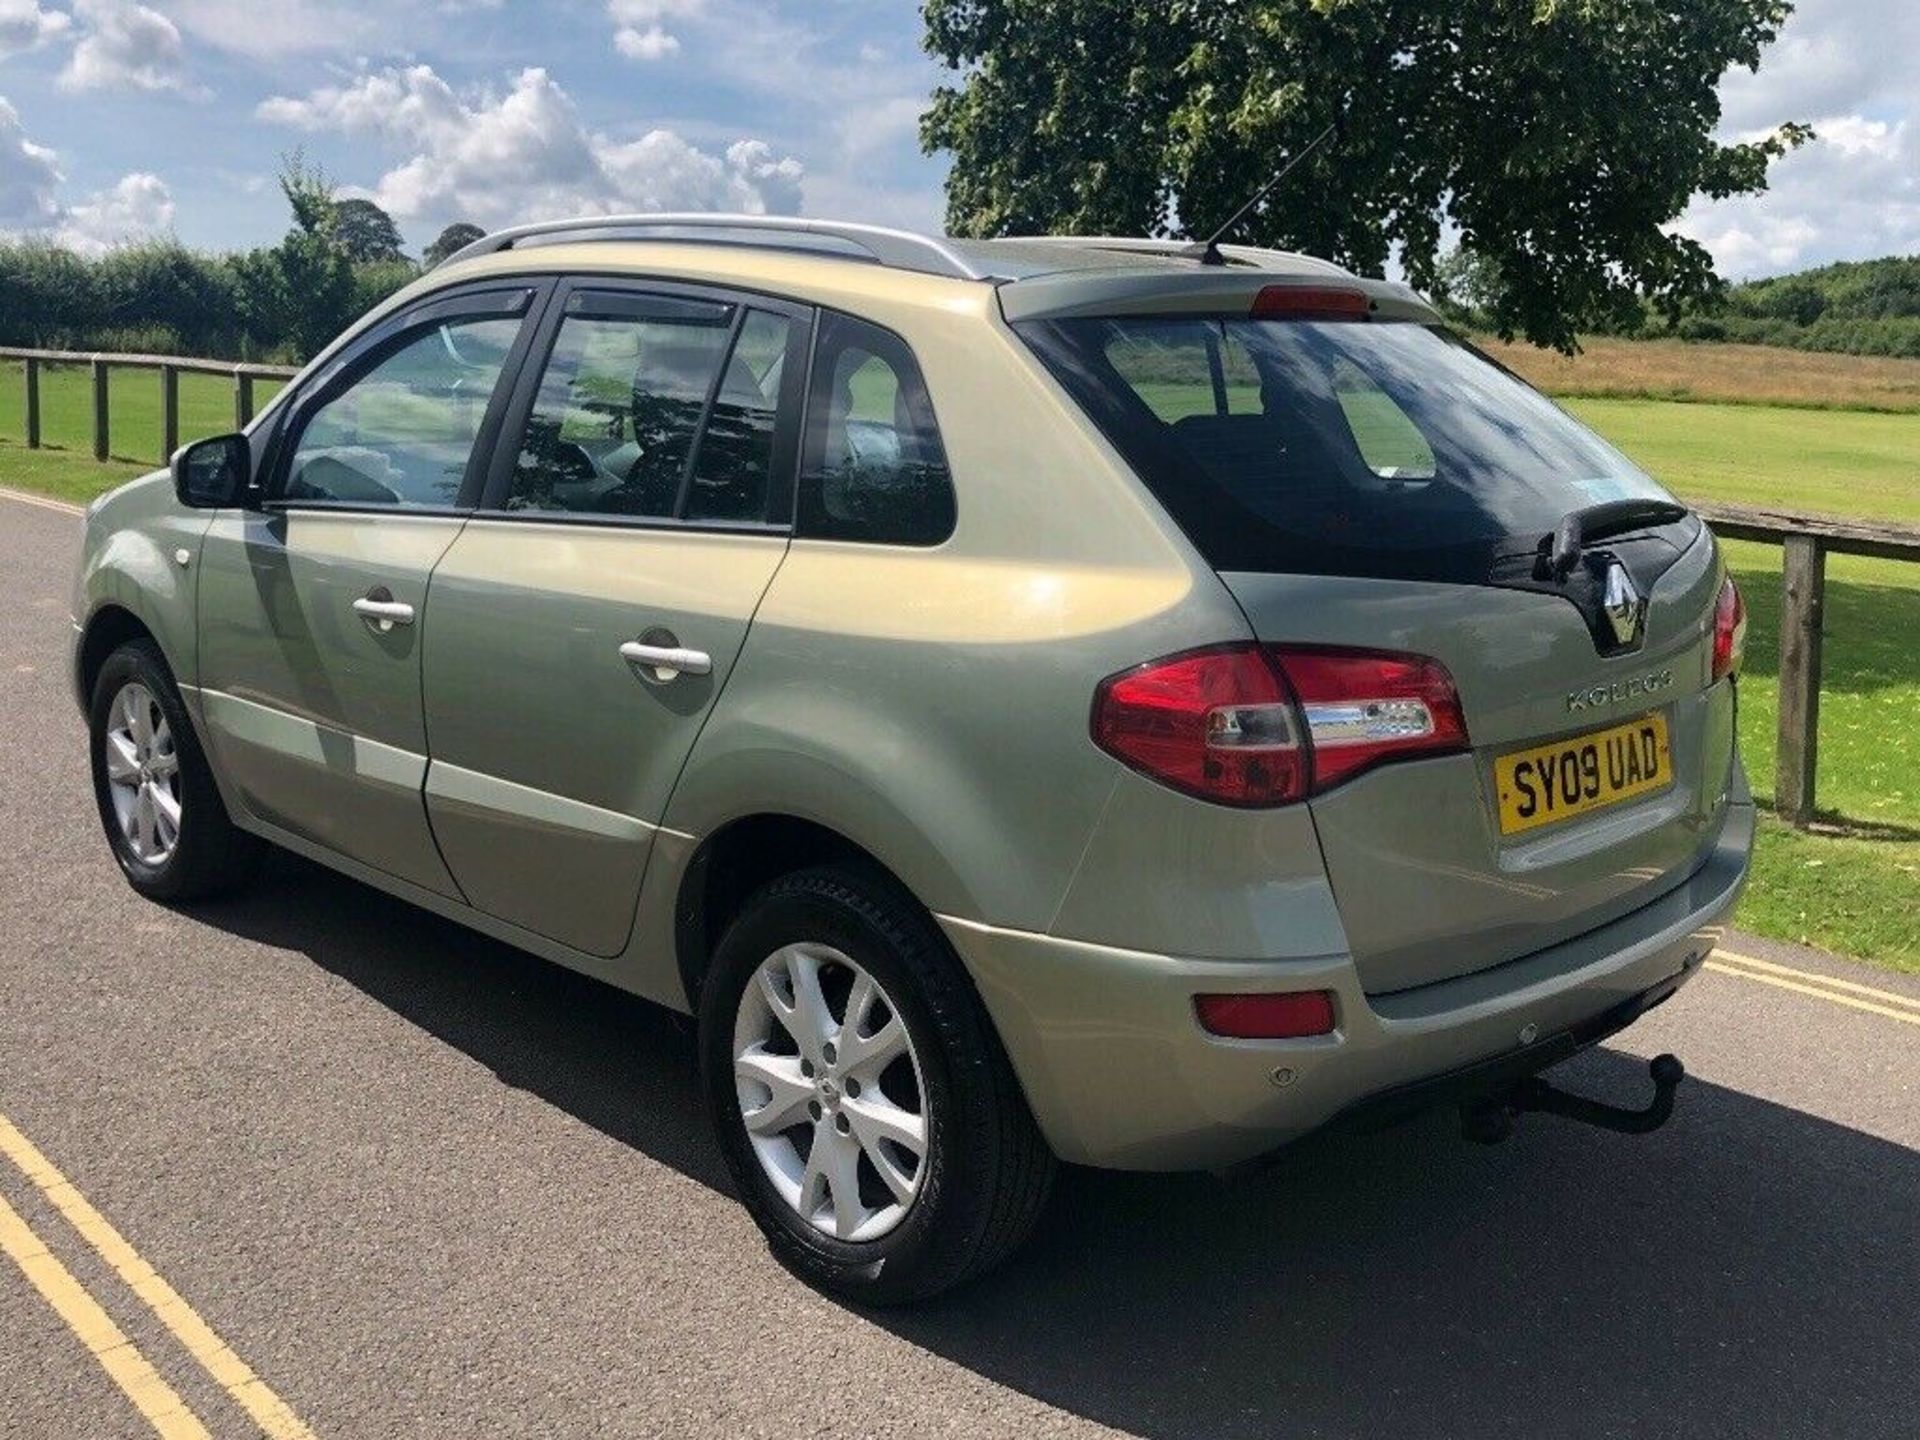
[
  {"x1": 0, "y1": 360, "x2": 284, "y2": 469},
  {"x1": 0, "y1": 346, "x2": 1915, "y2": 969}
]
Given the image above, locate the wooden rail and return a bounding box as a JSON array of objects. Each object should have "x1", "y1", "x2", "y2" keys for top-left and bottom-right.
[
  {"x1": 2, "y1": 347, "x2": 298, "y2": 467},
  {"x1": 1697, "y1": 503, "x2": 1920, "y2": 827}
]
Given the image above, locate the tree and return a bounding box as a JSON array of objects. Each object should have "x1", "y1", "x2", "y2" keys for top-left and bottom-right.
[
  {"x1": 228, "y1": 153, "x2": 358, "y2": 360},
  {"x1": 922, "y1": 0, "x2": 1811, "y2": 350},
  {"x1": 423, "y1": 222, "x2": 486, "y2": 269},
  {"x1": 333, "y1": 198, "x2": 407, "y2": 264}
]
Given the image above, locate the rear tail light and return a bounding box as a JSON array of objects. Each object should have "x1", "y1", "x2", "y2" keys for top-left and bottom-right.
[
  {"x1": 1091, "y1": 644, "x2": 1468, "y2": 807},
  {"x1": 1195, "y1": 991, "x2": 1337, "y2": 1039},
  {"x1": 1711, "y1": 575, "x2": 1746, "y2": 681}
]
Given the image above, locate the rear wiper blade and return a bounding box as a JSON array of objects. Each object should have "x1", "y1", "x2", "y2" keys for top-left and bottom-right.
[{"x1": 1537, "y1": 498, "x2": 1689, "y2": 580}]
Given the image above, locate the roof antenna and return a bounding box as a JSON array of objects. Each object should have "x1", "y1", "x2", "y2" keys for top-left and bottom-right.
[{"x1": 1185, "y1": 120, "x2": 1339, "y2": 266}]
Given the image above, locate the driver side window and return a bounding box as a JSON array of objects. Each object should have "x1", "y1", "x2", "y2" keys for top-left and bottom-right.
[{"x1": 283, "y1": 315, "x2": 524, "y2": 508}]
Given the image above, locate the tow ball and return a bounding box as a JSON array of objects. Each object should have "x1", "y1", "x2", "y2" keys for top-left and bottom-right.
[{"x1": 1460, "y1": 1054, "x2": 1685, "y2": 1144}]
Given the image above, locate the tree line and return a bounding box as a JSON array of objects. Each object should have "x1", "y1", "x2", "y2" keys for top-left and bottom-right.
[{"x1": 0, "y1": 158, "x2": 484, "y2": 364}]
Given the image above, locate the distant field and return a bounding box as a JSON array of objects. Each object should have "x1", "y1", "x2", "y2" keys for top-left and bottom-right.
[
  {"x1": 1485, "y1": 334, "x2": 1920, "y2": 413},
  {"x1": 0, "y1": 360, "x2": 284, "y2": 468},
  {"x1": 1563, "y1": 397, "x2": 1920, "y2": 525}
]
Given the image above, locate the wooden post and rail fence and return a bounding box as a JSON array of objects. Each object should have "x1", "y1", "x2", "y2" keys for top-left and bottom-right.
[{"x1": 5, "y1": 347, "x2": 1917, "y2": 830}]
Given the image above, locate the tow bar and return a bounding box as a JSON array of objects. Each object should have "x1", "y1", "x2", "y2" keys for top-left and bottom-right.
[{"x1": 1460, "y1": 1053, "x2": 1685, "y2": 1144}]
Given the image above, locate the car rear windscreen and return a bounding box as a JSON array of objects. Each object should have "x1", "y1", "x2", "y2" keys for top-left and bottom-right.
[{"x1": 1014, "y1": 316, "x2": 1684, "y2": 582}]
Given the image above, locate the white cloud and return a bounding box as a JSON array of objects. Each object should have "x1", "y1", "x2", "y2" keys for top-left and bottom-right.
[
  {"x1": 1684, "y1": 0, "x2": 1920, "y2": 276},
  {"x1": 609, "y1": 0, "x2": 701, "y2": 62},
  {"x1": 59, "y1": 171, "x2": 175, "y2": 253},
  {"x1": 58, "y1": 0, "x2": 196, "y2": 95},
  {"x1": 257, "y1": 64, "x2": 803, "y2": 232},
  {"x1": 0, "y1": 0, "x2": 68, "y2": 58},
  {"x1": 0, "y1": 95, "x2": 63, "y2": 229},
  {"x1": 0, "y1": 95, "x2": 173, "y2": 252},
  {"x1": 1677, "y1": 116, "x2": 1919, "y2": 278}
]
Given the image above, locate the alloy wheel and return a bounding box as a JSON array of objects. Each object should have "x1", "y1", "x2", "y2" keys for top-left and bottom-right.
[
  {"x1": 102, "y1": 681, "x2": 181, "y2": 866},
  {"x1": 732, "y1": 942, "x2": 930, "y2": 1242}
]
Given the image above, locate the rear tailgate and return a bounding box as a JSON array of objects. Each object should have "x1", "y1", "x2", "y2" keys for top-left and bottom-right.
[{"x1": 1221, "y1": 526, "x2": 1737, "y2": 993}]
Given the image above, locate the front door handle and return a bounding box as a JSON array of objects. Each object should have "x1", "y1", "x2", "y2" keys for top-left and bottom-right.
[
  {"x1": 353, "y1": 592, "x2": 415, "y2": 632},
  {"x1": 619, "y1": 640, "x2": 712, "y2": 680}
]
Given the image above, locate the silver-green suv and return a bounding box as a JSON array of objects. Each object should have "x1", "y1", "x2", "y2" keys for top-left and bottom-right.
[{"x1": 72, "y1": 216, "x2": 1753, "y2": 1301}]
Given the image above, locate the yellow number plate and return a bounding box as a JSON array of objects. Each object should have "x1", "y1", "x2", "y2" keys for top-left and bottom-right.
[{"x1": 1495, "y1": 711, "x2": 1673, "y2": 836}]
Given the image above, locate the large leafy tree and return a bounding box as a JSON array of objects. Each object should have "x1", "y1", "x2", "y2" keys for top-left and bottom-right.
[
  {"x1": 423, "y1": 222, "x2": 486, "y2": 269},
  {"x1": 923, "y1": 0, "x2": 1809, "y2": 349},
  {"x1": 333, "y1": 198, "x2": 408, "y2": 264}
]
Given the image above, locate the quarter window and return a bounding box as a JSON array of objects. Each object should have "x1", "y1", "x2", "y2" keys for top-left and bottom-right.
[
  {"x1": 798, "y1": 313, "x2": 955, "y2": 545},
  {"x1": 282, "y1": 316, "x2": 523, "y2": 507}
]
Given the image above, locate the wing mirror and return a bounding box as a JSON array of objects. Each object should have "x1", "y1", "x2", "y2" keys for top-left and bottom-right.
[{"x1": 172, "y1": 433, "x2": 254, "y2": 509}]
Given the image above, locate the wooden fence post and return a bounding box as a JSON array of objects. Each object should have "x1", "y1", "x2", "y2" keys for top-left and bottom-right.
[
  {"x1": 1775, "y1": 532, "x2": 1827, "y2": 827},
  {"x1": 161, "y1": 364, "x2": 179, "y2": 463},
  {"x1": 234, "y1": 370, "x2": 255, "y2": 429},
  {"x1": 22, "y1": 357, "x2": 38, "y2": 449},
  {"x1": 92, "y1": 359, "x2": 110, "y2": 461}
]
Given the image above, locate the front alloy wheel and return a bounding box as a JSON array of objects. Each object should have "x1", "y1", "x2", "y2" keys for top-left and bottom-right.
[
  {"x1": 101, "y1": 681, "x2": 182, "y2": 866},
  {"x1": 733, "y1": 943, "x2": 929, "y2": 1242}
]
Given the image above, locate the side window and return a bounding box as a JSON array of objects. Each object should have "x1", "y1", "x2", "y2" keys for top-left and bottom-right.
[
  {"x1": 283, "y1": 316, "x2": 523, "y2": 508},
  {"x1": 798, "y1": 312, "x2": 955, "y2": 546},
  {"x1": 504, "y1": 293, "x2": 781, "y2": 520},
  {"x1": 684, "y1": 309, "x2": 795, "y2": 522},
  {"x1": 1330, "y1": 359, "x2": 1436, "y2": 481}
]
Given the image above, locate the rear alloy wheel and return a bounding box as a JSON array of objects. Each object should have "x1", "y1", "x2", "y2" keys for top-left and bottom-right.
[
  {"x1": 733, "y1": 943, "x2": 930, "y2": 1242},
  {"x1": 701, "y1": 865, "x2": 1054, "y2": 1304}
]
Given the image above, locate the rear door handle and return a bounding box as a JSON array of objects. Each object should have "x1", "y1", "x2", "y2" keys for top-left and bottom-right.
[
  {"x1": 353, "y1": 595, "x2": 415, "y2": 631},
  {"x1": 619, "y1": 640, "x2": 712, "y2": 679}
]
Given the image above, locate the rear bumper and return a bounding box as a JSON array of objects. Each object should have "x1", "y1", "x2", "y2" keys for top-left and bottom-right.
[{"x1": 939, "y1": 795, "x2": 1753, "y2": 1171}]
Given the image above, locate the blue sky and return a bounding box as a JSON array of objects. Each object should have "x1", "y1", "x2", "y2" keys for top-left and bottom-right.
[{"x1": 0, "y1": 0, "x2": 1914, "y2": 279}]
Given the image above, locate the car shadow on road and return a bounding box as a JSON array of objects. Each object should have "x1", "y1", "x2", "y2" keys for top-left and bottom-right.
[{"x1": 199, "y1": 850, "x2": 1918, "y2": 1440}]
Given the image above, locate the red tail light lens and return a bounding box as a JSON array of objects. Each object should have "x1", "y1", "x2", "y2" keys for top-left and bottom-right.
[
  {"x1": 1091, "y1": 645, "x2": 1306, "y2": 806},
  {"x1": 1091, "y1": 644, "x2": 1468, "y2": 806},
  {"x1": 1272, "y1": 647, "x2": 1470, "y2": 791},
  {"x1": 1195, "y1": 991, "x2": 1337, "y2": 1039},
  {"x1": 1711, "y1": 575, "x2": 1746, "y2": 681}
]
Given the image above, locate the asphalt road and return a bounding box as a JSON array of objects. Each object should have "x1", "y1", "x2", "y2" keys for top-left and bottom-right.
[{"x1": 2, "y1": 486, "x2": 1915, "y2": 1440}]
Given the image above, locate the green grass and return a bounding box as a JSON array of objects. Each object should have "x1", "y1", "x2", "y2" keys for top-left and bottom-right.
[
  {"x1": 0, "y1": 360, "x2": 283, "y2": 470},
  {"x1": 1564, "y1": 397, "x2": 1920, "y2": 525},
  {"x1": 0, "y1": 361, "x2": 1915, "y2": 968}
]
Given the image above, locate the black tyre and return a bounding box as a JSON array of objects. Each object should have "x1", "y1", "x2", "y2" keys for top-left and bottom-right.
[
  {"x1": 699, "y1": 864, "x2": 1054, "y2": 1304},
  {"x1": 88, "y1": 639, "x2": 261, "y2": 902}
]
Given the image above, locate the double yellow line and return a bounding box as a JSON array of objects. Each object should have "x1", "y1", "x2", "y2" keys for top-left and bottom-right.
[
  {"x1": 1707, "y1": 949, "x2": 1920, "y2": 1027},
  {"x1": 0, "y1": 1114, "x2": 316, "y2": 1439}
]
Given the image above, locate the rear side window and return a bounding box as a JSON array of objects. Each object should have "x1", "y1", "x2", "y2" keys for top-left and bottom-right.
[
  {"x1": 798, "y1": 312, "x2": 955, "y2": 545},
  {"x1": 501, "y1": 293, "x2": 796, "y2": 523},
  {"x1": 1017, "y1": 316, "x2": 1678, "y2": 582}
]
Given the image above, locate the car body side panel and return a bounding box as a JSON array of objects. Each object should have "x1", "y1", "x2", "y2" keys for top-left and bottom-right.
[
  {"x1": 72, "y1": 473, "x2": 210, "y2": 696},
  {"x1": 194, "y1": 507, "x2": 466, "y2": 897},
  {"x1": 422, "y1": 524, "x2": 788, "y2": 957}
]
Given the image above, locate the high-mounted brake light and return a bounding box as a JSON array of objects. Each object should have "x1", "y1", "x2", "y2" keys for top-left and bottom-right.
[
  {"x1": 1091, "y1": 644, "x2": 1468, "y2": 807},
  {"x1": 1711, "y1": 575, "x2": 1746, "y2": 682},
  {"x1": 1251, "y1": 285, "x2": 1373, "y2": 320}
]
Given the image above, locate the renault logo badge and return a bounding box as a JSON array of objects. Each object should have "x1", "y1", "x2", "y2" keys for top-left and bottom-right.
[{"x1": 1601, "y1": 561, "x2": 1644, "y2": 647}]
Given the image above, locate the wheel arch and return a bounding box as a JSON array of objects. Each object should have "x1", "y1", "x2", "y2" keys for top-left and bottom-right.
[
  {"x1": 76, "y1": 603, "x2": 162, "y2": 708},
  {"x1": 672, "y1": 812, "x2": 928, "y2": 1012}
]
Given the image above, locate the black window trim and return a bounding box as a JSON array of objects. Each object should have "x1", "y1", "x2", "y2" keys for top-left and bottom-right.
[
  {"x1": 257, "y1": 280, "x2": 556, "y2": 517},
  {"x1": 468, "y1": 273, "x2": 814, "y2": 536}
]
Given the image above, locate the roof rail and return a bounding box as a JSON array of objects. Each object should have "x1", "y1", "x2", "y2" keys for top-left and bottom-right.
[
  {"x1": 1003, "y1": 235, "x2": 1350, "y2": 276},
  {"x1": 440, "y1": 213, "x2": 989, "y2": 281}
]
